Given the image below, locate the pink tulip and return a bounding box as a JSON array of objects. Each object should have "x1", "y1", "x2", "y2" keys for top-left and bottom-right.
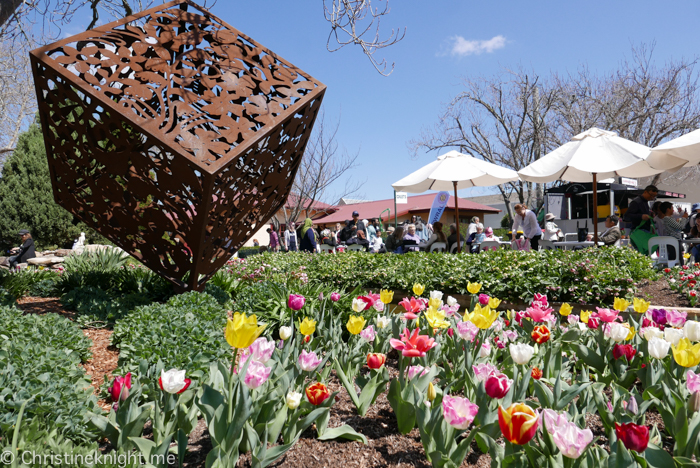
[
  {"x1": 515, "y1": 310, "x2": 527, "y2": 326},
  {"x1": 402, "y1": 312, "x2": 420, "y2": 320},
  {"x1": 288, "y1": 294, "x2": 306, "y2": 311},
  {"x1": 595, "y1": 307, "x2": 620, "y2": 323},
  {"x1": 456, "y1": 321, "x2": 478, "y2": 342},
  {"x1": 527, "y1": 304, "x2": 554, "y2": 323},
  {"x1": 542, "y1": 410, "x2": 594, "y2": 459},
  {"x1": 244, "y1": 360, "x2": 272, "y2": 389},
  {"x1": 478, "y1": 294, "x2": 490, "y2": 306},
  {"x1": 109, "y1": 373, "x2": 132, "y2": 402},
  {"x1": 407, "y1": 365, "x2": 428, "y2": 380},
  {"x1": 472, "y1": 363, "x2": 498, "y2": 382},
  {"x1": 688, "y1": 370, "x2": 700, "y2": 394},
  {"x1": 399, "y1": 297, "x2": 426, "y2": 314},
  {"x1": 247, "y1": 337, "x2": 275, "y2": 364},
  {"x1": 330, "y1": 292, "x2": 341, "y2": 302},
  {"x1": 533, "y1": 293, "x2": 549, "y2": 308},
  {"x1": 667, "y1": 309, "x2": 688, "y2": 328},
  {"x1": 298, "y1": 350, "x2": 322, "y2": 372},
  {"x1": 568, "y1": 315, "x2": 580, "y2": 324},
  {"x1": 360, "y1": 325, "x2": 376, "y2": 342},
  {"x1": 587, "y1": 317, "x2": 600, "y2": 329},
  {"x1": 485, "y1": 373, "x2": 512, "y2": 399},
  {"x1": 442, "y1": 395, "x2": 479, "y2": 430}
]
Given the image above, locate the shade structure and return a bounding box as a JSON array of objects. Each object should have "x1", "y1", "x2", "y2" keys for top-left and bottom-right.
[
  {"x1": 392, "y1": 150, "x2": 519, "y2": 252},
  {"x1": 518, "y1": 128, "x2": 665, "y2": 244},
  {"x1": 647, "y1": 128, "x2": 700, "y2": 170},
  {"x1": 392, "y1": 150, "x2": 520, "y2": 192}
]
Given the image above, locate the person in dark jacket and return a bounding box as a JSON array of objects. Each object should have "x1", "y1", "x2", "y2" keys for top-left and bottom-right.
[
  {"x1": 447, "y1": 223, "x2": 465, "y2": 253},
  {"x1": 8, "y1": 229, "x2": 36, "y2": 268},
  {"x1": 623, "y1": 185, "x2": 658, "y2": 231},
  {"x1": 299, "y1": 218, "x2": 317, "y2": 253},
  {"x1": 385, "y1": 226, "x2": 405, "y2": 253}
]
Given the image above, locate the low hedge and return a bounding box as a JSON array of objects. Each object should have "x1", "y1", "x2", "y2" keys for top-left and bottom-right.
[
  {"x1": 0, "y1": 305, "x2": 99, "y2": 443},
  {"x1": 226, "y1": 247, "x2": 657, "y2": 304}
]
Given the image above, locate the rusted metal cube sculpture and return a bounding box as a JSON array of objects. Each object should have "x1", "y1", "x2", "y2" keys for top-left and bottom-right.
[{"x1": 30, "y1": 0, "x2": 325, "y2": 291}]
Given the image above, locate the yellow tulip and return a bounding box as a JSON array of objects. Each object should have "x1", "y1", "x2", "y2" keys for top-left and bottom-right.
[
  {"x1": 488, "y1": 297, "x2": 502, "y2": 309},
  {"x1": 380, "y1": 289, "x2": 394, "y2": 304},
  {"x1": 672, "y1": 338, "x2": 700, "y2": 368},
  {"x1": 613, "y1": 298, "x2": 631, "y2": 312},
  {"x1": 633, "y1": 298, "x2": 650, "y2": 314},
  {"x1": 467, "y1": 282, "x2": 482, "y2": 295},
  {"x1": 428, "y1": 297, "x2": 443, "y2": 309},
  {"x1": 684, "y1": 253, "x2": 692, "y2": 260},
  {"x1": 559, "y1": 303, "x2": 573, "y2": 316},
  {"x1": 413, "y1": 283, "x2": 425, "y2": 296},
  {"x1": 346, "y1": 315, "x2": 367, "y2": 335},
  {"x1": 507, "y1": 309, "x2": 514, "y2": 320},
  {"x1": 464, "y1": 304, "x2": 498, "y2": 330},
  {"x1": 299, "y1": 317, "x2": 317, "y2": 336},
  {"x1": 580, "y1": 311, "x2": 592, "y2": 324},
  {"x1": 623, "y1": 324, "x2": 636, "y2": 341},
  {"x1": 425, "y1": 306, "x2": 450, "y2": 329},
  {"x1": 427, "y1": 382, "x2": 437, "y2": 402},
  {"x1": 225, "y1": 312, "x2": 266, "y2": 349}
]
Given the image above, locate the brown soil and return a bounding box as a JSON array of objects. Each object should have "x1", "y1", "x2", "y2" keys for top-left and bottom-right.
[{"x1": 636, "y1": 277, "x2": 692, "y2": 308}]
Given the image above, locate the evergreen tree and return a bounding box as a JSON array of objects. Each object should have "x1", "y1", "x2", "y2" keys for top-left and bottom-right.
[{"x1": 0, "y1": 120, "x2": 96, "y2": 251}]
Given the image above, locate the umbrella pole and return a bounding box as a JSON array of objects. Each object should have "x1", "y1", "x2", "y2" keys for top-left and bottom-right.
[
  {"x1": 453, "y1": 181, "x2": 461, "y2": 253},
  {"x1": 592, "y1": 173, "x2": 599, "y2": 245}
]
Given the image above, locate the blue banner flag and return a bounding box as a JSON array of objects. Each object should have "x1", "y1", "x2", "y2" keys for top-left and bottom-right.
[{"x1": 428, "y1": 191, "x2": 450, "y2": 225}]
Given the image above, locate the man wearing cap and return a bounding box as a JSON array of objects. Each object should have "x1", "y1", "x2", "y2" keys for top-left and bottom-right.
[
  {"x1": 8, "y1": 229, "x2": 36, "y2": 268},
  {"x1": 351, "y1": 210, "x2": 366, "y2": 236}
]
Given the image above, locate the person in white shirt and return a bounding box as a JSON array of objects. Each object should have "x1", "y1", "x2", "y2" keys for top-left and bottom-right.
[
  {"x1": 543, "y1": 213, "x2": 561, "y2": 241},
  {"x1": 511, "y1": 204, "x2": 542, "y2": 250},
  {"x1": 467, "y1": 217, "x2": 484, "y2": 236}
]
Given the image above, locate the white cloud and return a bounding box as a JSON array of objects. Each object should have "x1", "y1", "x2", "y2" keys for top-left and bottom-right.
[{"x1": 448, "y1": 35, "x2": 507, "y2": 56}]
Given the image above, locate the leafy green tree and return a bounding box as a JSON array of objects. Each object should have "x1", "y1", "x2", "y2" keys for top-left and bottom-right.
[{"x1": 0, "y1": 120, "x2": 99, "y2": 251}]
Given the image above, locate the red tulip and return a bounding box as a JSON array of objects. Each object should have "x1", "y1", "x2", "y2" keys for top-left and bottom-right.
[
  {"x1": 108, "y1": 373, "x2": 132, "y2": 402},
  {"x1": 390, "y1": 328, "x2": 436, "y2": 358},
  {"x1": 531, "y1": 367, "x2": 542, "y2": 380},
  {"x1": 531, "y1": 325, "x2": 551, "y2": 344},
  {"x1": 612, "y1": 344, "x2": 636, "y2": 361},
  {"x1": 587, "y1": 317, "x2": 600, "y2": 329},
  {"x1": 367, "y1": 353, "x2": 386, "y2": 369},
  {"x1": 498, "y1": 403, "x2": 539, "y2": 445},
  {"x1": 615, "y1": 422, "x2": 649, "y2": 452},
  {"x1": 306, "y1": 382, "x2": 331, "y2": 406},
  {"x1": 485, "y1": 373, "x2": 512, "y2": 399}
]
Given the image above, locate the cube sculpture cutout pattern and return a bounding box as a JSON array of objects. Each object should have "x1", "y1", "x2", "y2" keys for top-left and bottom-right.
[{"x1": 30, "y1": 0, "x2": 326, "y2": 290}]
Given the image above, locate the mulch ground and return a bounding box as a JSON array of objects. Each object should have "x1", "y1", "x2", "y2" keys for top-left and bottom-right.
[{"x1": 13, "y1": 279, "x2": 690, "y2": 466}]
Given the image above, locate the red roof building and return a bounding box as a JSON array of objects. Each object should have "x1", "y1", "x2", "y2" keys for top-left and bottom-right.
[{"x1": 311, "y1": 193, "x2": 500, "y2": 227}]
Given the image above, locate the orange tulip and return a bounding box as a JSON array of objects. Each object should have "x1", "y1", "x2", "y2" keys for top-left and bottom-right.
[
  {"x1": 498, "y1": 403, "x2": 539, "y2": 445},
  {"x1": 367, "y1": 353, "x2": 386, "y2": 369},
  {"x1": 531, "y1": 367, "x2": 542, "y2": 380},
  {"x1": 531, "y1": 325, "x2": 551, "y2": 344},
  {"x1": 306, "y1": 382, "x2": 331, "y2": 406}
]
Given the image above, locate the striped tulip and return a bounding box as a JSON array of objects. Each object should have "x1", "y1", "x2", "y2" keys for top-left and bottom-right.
[{"x1": 498, "y1": 403, "x2": 539, "y2": 445}]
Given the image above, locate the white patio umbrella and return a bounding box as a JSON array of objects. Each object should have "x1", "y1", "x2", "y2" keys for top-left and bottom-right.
[
  {"x1": 518, "y1": 128, "x2": 666, "y2": 244},
  {"x1": 647, "y1": 128, "x2": 700, "y2": 170},
  {"x1": 392, "y1": 150, "x2": 519, "y2": 252}
]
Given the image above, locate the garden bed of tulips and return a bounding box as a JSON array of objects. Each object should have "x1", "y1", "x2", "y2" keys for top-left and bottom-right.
[{"x1": 2, "y1": 249, "x2": 700, "y2": 467}]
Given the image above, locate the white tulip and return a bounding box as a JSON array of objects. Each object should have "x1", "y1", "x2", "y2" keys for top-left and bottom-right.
[
  {"x1": 160, "y1": 369, "x2": 189, "y2": 394},
  {"x1": 509, "y1": 343, "x2": 535, "y2": 365},
  {"x1": 608, "y1": 323, "x2": 629, "y2": 343},
  {"x1": 375, "y1": 316, "x2": 390, "y2": 329},
  {"x1": 664, "y1": 328, "x2": 684, "y2": 347},
  {"x1": 286, "y1": 391, "x2": 302, "y2": 410},
  {"x1": 446, "y1": 296, "x2": 458, "y2": 307},
  {"x1": 430, "y1": 290, "x2": 444, "y2": 301},
  {"x1": 577, "y1": 322, "x2": 587, "y2": 332},
  {"x1": 279, "y1": 326, "x2": 292, "y2": 341},
  {"x1": 648, "y1": 337, "x2": 671, "y2": 360},
  {"x1": 642, "y1": 327, "x2": 664, "y2": 341},
  {"x1": 352, "y1": 297, "x2": 366, "y2": 313},
  {"x1": 685, "y1": 321, "x2": 700, "y2": 342}
]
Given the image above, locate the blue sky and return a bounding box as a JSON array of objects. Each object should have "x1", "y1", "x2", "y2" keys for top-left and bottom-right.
[{"x1": 67, "y1": 0, "x2": 700, "y2": 202}]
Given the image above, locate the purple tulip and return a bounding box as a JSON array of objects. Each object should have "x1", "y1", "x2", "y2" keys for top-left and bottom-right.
[
  {"x1": 651, "y1": 308, "x2": 667, "y2": 326},
  {"x1": 330, "y1": 292, "x2": 341, "y2": 302}
]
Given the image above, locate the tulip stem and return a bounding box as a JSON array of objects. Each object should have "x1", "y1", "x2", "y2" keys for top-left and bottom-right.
[{"x1": 228, "y1": 347, "x2": 238, "y2": 422}]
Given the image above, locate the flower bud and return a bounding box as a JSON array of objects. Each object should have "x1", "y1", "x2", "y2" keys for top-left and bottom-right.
[
  {"x1": 427, "y1": 382, "x2": 437, "y2": 402},
  {"x1": 286, "y1": 391, "x2": 302, "y2": 410},
  {"x1": 689, "y1": 392, "x2": 700, "y2": 414}
]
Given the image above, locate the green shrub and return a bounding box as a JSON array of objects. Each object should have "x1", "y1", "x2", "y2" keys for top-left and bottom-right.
[
  {"x1": 0, "y1": 306, "x2": 98, "y2": 442},
  {"x1": 203, "y1": 283, "x2": 231, "y2": 306},
  {"x1": 0, "y1": 268, "x2": 60, "y2": 298},
  {"x1": 230, "y1": 248, "x2": 656, "y2": 304},
  {"x1": 61, "y1": 286, "x2": 153, "y2": 328},
  {"x1": 56, "y1": 249, "x2": 129, "y2": 293},
  {"x1": 111, "y1": 291, "x2": 230, "y2": 380}
]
